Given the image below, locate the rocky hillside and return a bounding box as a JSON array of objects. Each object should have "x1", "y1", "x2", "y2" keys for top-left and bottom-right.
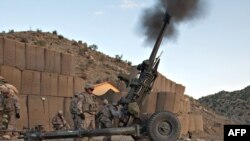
[
  {"x1": 0, "y1": 30, "x2": 132, "y2": 84},
  {"x1": 182, "y1": 96, "x2": 234, "y2": 140},
  {"x1": 198, "y1": 85, "x2": 250, "y2": 124}
]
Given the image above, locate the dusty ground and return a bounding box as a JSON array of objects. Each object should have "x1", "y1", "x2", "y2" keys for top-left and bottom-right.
[
  {"x1": 1, "y1": 135, "x2": 224, "y2": 141},
  {"x1": 1, "y1": 136, "x2": 134, "y2": 141},
  {"x1": 2, "y1": 137, "x2": 224, "y2": 141}
]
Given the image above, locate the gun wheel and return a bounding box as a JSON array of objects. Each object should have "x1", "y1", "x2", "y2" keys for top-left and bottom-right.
[{"x1": 147, "y1": 111, "x2": 181, "y2": 141}]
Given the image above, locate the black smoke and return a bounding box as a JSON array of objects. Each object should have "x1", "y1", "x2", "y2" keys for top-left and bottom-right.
[{"x1": 140, "y1": 0, "x2": 206, "y2": 43}]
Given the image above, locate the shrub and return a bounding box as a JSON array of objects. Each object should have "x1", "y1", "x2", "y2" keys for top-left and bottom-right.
[
  {"x1": 81, "y1": 72, "x2": 87, "y2": 80},
  {"x1": 78, "y1": 40, "x2": 83, "y2": 44},
  {"x1": 79, "y1": 47, "x2": 88, "y2": 56},
  {"x1": 8, "y1": 29, "x2": 14, "y2": 33},
  {"x1": 58, "y1": 35, "x2": 64, "y2": 39},
  {"x1": 115, "y1": 54, "x2": 123, "y2": 62},
  {"x1": 82, "y1": 42, "x2": 88, "y2": 48},
  {"x1": 20, "y1": 37, "x2": 28, "y2": 43},
  {"x1": 127, "y1": 61, "x2": 132, "y2": 66},
  {"x1": 72, "y1": 40, "x2": 78, "y2": 46},
  {"x1": 36, "y1": 29, "x2": 42, "y2": 33},
  {"x1": 52, "y1": 30, "x2": 57, "y2": 35},
  {"x1": 88, "y1": 44, "x2": 98, "y2": 51},
  {"x1": 35, "y1": 40, "x2": 47, "y2": 46}
]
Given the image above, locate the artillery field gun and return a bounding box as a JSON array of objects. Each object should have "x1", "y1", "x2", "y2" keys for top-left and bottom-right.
[{"x1": 20, "y1": 11, "x2": 181, "y2": 141}]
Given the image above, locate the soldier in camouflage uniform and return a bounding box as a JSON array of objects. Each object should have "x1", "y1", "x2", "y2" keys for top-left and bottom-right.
[
  {"x1": 1, "y1": 86, "x2": 20, "y2": 140},
  {"x1": 72, "y1": 83, "x2": 97, "y2": 141},
  {"x1": 97, "y1": 99, "x2": 121, "y2": 141},
  {"x1": 52, "y1": 110, "x2": 70, "y2": 130},
  {"x1": 80, "y1": 83, "x2": 98, "y2": 130},
  {"x1": 1, "y1": 77, "x2": 21, "y2": 129},
  {"x1": 0, "y1": 77, "x2": 8, "y2": 130},
  {"x1": 70, "y1": 92, "x2": 85, "y2": 130},
  {"x1": 70, "y1": 93, "x2": 83, "y2": 141},
  {"x1": 0, "y1": 84, "x2": 6, "y2": 129}
]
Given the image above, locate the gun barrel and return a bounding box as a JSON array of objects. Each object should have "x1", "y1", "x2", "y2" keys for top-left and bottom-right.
[
  {"x1": 148, "y1": 11, "x2": 171, "y2": 68},
  {"x1": 25, "y1": 126, "x2": 140, "y2": 140}
]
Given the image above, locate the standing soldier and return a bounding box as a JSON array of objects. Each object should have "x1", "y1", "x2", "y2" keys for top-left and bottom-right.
[
  {"x1": 1, "y1": 86, "x2": 20, "y2": 140},
  {"x1": 70, "y1": 92, "x2": 85, "y2": 130},
  {"x1": 81, "y1": 83, "x2": 98, "y2": 130},
  {"x1": 76, "y1": 83, "x2": 98, "y2": 141},
  {"x1": 70, "y1": 92, "x2": 86, "y2": 141},
  {"x1": 52, "y1": 110, "x2": 70, "y2": 130}
]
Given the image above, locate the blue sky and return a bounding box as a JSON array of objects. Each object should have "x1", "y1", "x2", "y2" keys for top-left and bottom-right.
[{"x1": 1, "y1": 0, "x2": 250, "y2": 99}]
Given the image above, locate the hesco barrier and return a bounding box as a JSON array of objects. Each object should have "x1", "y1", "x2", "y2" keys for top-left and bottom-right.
[
  {"x1": 0, "y1": 37, "x2": 3, "y2": 64},
  {"x1": 0, "y1": 65, "x2": 21, "y2": 91},
  {"x1": 0, "y1": 37, "x2": 75, "y2": 75}
]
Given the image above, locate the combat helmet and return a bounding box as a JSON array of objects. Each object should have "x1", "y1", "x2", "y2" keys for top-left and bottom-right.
[
  {"x1": 84, "y1": 83, "x2": 94, "y2": 90},
  {"x1": 58, "y1": 110, "x2": 63, "y2": 115},
  {"x1": 103, "y1": 99, "x2": 109, "y2": 105}
]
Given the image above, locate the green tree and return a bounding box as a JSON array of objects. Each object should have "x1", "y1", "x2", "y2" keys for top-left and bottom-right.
[
  {"x1": 88, "y1": 44, "x2": 98, "y2": 51},
  {"x1": 115, "y1": 54, "x2": 123, "y2": 62}
]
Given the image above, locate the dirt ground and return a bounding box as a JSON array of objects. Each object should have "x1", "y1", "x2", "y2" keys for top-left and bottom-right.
[
  {"x1": 1, "y1": 136, "x2": 134, "y2": 141},
  {"x1": 1, "y1": 135, "x2": 224, "y2": 141}
]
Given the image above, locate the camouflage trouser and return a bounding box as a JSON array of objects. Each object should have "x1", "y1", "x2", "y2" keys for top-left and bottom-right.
[
  {"x1": 72, "y1": 114, "x2": 86, "y2": 141},
  {"x1": 4, "y1": 111, "x2": 18, "y2": 136},
  {"x1": 100, "y1": 118, "x2": 112, "y2": 128},
  {"x1": 72, "y1": 114, "x2": 84, "y2": 130},
  {"x1": 100, "y1": 117, "x2": 112, "y2": 141},
  {"x1": 84, "y1": 113, "x2": 95, "y2": 130},
  {"x1": 82, "y1": 113, "x2": 96, "y2": 141}
]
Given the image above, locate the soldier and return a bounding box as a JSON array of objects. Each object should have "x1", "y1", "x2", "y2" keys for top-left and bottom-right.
[
  {"x1": 1, "y1": 77, "x2": 20, "y2": 131},
  {"x1": 1, "y1": 86, "x2": 20, "y2": 140},
  {"x1": 75, "y1": 83, "x2": 98, "y2": 141},
  {"x1": 0, "y1": 84, "x2": 6, "y2": 129},
  {"x1": 52, "y1": 110, "x2": 70, "y2": 130},
  {"x1": 187, "y1": 131, "x2": 192, "y2": 140},
  {"x1": 97, "y1": 99, "x2": 121, "y2": 141},
  {"x1": 80, "y1": 83, "x2": 98, "y2": 130},
  {"x1": 70, "y1": 92, "x2": 85, "y2": 130},
  {"x1": 70, "y1": 92, "x2": 87, "y2": 141}
]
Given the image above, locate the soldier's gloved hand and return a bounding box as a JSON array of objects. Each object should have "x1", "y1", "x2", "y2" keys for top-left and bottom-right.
[
  {"x1": 79, "y1": 113, "x2": 85, "y2": 120},
  {"x1": 16, "y1": 113, "x2": 20, "y2": 119}
]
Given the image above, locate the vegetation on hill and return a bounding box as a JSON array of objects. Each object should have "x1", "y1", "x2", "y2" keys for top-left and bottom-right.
[
  {"x1": 187, "y1": 96, "x2": 234, "y2": 140},
  {"x1": 198, "y1": 86, "x2": 250, "y2": 124}
]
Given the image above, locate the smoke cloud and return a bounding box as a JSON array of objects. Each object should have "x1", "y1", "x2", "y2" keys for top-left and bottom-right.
[{"x1": 140, "y1": 0, "x2": 206, "y2": 43}]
